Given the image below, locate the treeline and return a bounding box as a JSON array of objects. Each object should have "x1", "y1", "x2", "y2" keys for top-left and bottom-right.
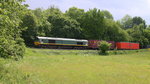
[
  {"x1": 22, "y1": 6, "x2": 150, "y2": 47},
  {"x1": 1, "y1": 0, "x2": 150, "y2": 58}
]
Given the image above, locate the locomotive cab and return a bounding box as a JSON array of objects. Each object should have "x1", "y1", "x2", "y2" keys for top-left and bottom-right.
[{"x1": 34, "y1": 38, "x2": 40, "y2": 45}]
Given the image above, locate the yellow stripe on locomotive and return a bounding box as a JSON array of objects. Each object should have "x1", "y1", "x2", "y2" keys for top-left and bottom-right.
[{"x1": 34, "y1": 42, "x2": 40, "y2": 46}]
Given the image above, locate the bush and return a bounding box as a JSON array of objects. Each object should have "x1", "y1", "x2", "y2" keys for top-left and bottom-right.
[
  {"x1": 0, "y1": 0, "x2": 27, "y2": 59},
  {"x1": 0, "y1": 37, "x2": 25, "y2": 59},
  {"x1": 98, "y1": 41, "x2": 111, "y2": 55}
]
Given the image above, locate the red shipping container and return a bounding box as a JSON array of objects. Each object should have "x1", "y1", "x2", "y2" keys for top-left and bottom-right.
[
  {"x1": 130, "y1": 43, "x2": 140, "y2": 49},
  {"x1": 129, "y1": 43, "x2": 133, "y2": 49},
  {"x1": 116, "y1": 42, "x2": 130, "y2": 49},
  {"x1": 116, "y1": 42, "x2": 139, "y2": 50},
  {"x1": 133, "y1": 43, "x2": 140, "y2": 49}
]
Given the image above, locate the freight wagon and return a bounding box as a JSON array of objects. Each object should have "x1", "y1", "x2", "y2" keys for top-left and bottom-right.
[{"x1": 88, "y1": 40, "x2": 115, "y2": 49}]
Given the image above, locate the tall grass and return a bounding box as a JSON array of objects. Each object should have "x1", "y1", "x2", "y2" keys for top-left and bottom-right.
[
  {"x1": 0, "y1": 58, "x2": 41, "y2": 84},
  {"x1": 0, "y1": 48, "x2": 150, "y2": 84}
]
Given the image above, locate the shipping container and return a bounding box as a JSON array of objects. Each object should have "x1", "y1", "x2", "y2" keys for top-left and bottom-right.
[{"x1": 116, "y1": 42, "x2": 139, "y2": 50}]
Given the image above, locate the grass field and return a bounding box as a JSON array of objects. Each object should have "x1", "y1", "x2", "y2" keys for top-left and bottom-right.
[{"x1": 0, "y1": 48, "x2": 150, "y2": 84}]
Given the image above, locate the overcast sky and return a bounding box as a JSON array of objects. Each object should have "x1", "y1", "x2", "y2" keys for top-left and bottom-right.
[{"x1": 24, "y1": 0, "x2": 150, "y2": 24}]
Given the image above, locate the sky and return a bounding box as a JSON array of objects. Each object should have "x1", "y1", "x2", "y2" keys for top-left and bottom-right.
[{"x1": 24, "y1": 0, "x2": 150, "y2": 24}]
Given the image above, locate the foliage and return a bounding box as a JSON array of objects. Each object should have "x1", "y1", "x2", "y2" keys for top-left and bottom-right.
[
  {"x1": 120, "y1": 15, "x2": 149, "y2": 47},
  {"x1": 65, "y1": 7, "x2": 85, "y2": 23},
  {"x1": 47, "y1": 14, "x2": 82, "y2": 38},
  {"x1": 119, "y1": 15, "x2": 133, "y2": 29},
  {"x1": 33, "y1": 8, "x2": 52, "y2": 36},
  {"x1": 127, "y1": 24, "x2": 149, "y2": 48},
  {"x1": 101, "y1": 10, "x2": 114, "y2": 20},
  {"x1": 0, "y1": 0, "x2": 27, "y2": 58},
  {"x1": 143, "y1": 29, "x2": 150, "y2": 44},
  {"x1": 132, "y1": 16, "x2": 146, "y2": 28},
  {"x1": 119, "y1": 15, "x2": 146, "y2": 29},
  {"x1": 21, "y1": 9, "x2": 52, "y2": 46},
  {"x1": 37, "y1": 21, "x2": 52, "y2": 37},
  {"x1": 98, "y1": 41, "x2": 111, "y2": 54},
  {"x1": 103, "y1": 19, "x2": 130, "y2": 41},
  {"x1": 21, "y1": 12, "x2": 38, "y2": 46},
  {"x1": 44, "y1": 6, "x2": 62, "y2": 16},
  {"x1": 32, "y1": 8, "x2": 44, "y2": 19},
  {"x1": 81, "y1": 8, "x2": 105, "y2": 39}
]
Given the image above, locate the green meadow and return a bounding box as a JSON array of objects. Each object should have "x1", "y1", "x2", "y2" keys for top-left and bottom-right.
[{"x1": 0, "y1": 48, "x2": 150, "y2": 84}]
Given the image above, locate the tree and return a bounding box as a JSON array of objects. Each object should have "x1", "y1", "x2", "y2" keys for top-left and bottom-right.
[
  {"x1": 37, "y1": 21, "x2": 52, "y2": 37},
  {"x1": 32, "y1": 8, "x2": 52, "y2": 37},
  {"x1": 0, "y1": 0, "x2": 27, "y2": 59},
  {"x1": 47, "y1": 14, "x2": 83, "y2": 39},
  {"x1": 103, "y1": 19, "x2": 130, "y2": 41},
  {"x1": 101, "y1": 10, "x2": 113, "y2": 20},
  {"x1": 132, "y1": 16, "x2": 146, "y2": 28},
  {"x1": 21, "y1": 8, "x2": 52, "y2": 46},
  {"x1": 144, "y1": 29, "x2": 150, "y2": 45},
  {"x1": 127, "y1": 24, "x2": 149, "y2": 48},
  {"x1": 21, "y1": 12, "x2": 38, "y2": 46},
  {"x1": 44, "y1": 6, "x2": 62, "y2": 17},
  {"x1": 81, "y1": 8, "x2": 105, "y2": 39},
  {"x1": 65, "y1": 7, "x2": 85, "y2": 22},
  {"x1": 119, "y1": 15, "x2": 133, "y2": 29},
  {"x1": 32, "y1": 8, "x2": 44, "y2": 19}
]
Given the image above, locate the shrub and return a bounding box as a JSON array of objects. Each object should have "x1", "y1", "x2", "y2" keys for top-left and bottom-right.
[
  {"x1": 98, "y1": 41, "x2": 111, "y2": 55},
  {"x1": 0, "y1": 37, "x2": 25, "y2": 59},
  {"x1": 0, "y1": 0, "x2": 27, "y2": 59}
]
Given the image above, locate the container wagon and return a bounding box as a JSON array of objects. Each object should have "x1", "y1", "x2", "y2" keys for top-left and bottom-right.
[{"x1": 88, "y1": 40, "x2": 115, "y2": 49}]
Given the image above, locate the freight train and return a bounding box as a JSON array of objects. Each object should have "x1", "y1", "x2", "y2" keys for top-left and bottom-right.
[{"x1": 34, "y1": 36, "x2": 140, "y2": 50}]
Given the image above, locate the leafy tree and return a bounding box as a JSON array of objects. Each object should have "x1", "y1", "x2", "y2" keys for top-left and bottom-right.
[
  {"x1": 0, "y1": 0, "x2": 27, "y2": 59},
  {"x1": 32, "y1": 8, "x2": 44, "y2": 19},
  {"x1": 47, "y1": 14, "x2": 82, "y2": 39},
  {"x1": 132, "y1": 16, "x2": 146, "y2": 28},
  {"x1": 32, "y1": 8, "x2": 52, "y2": 37},
  {"x1": 103, "y1": 19, "x2": 130, "y2": 41},
  {"x1": 144, "y1": 29, "x2": 150, "y2": 45},
  {"x1": 44, "y1": 6, "x2": 62, "y2": 17},
  {"x1": 65, "y1": 7, "x2": 85, "y2": 22},
  {"x1": 101, "y1": 10, "x2": 113, "y2": 20},
  {"x1": 21, "y1": 12, "x2": 38, "y2": 46},
  {"x1": 119, "y1": 15, "x2": 133, "y2": 29},
  {"x1": 120, "y1": 15, "x2": 146, "y2": 29},
  {"x1": 37, "y1": 21, "x2": 52, "y2": 37},
  {"x1": 81, "y1": 8, "x2": 105, "y2": 39},
  {"x1": 127, "y1": 24, "x2": 149, "y2": 48},
  {"x1": 21, "y1": 8, "x2": 53, "y2": 46}
]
